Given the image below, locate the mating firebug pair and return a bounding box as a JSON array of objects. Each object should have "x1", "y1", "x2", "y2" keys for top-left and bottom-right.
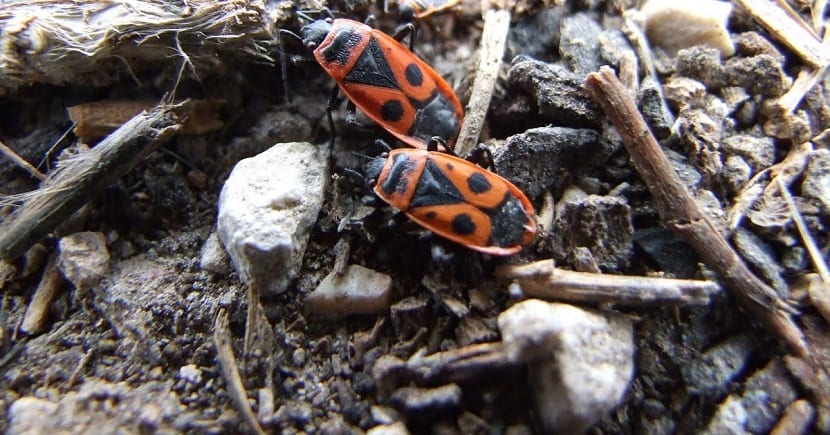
[{"x1": 286, "y1": 15, "x2": 536, "y2": 254}]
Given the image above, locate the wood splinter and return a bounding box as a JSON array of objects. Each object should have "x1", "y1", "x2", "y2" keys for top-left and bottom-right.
[
  {"x1": 495, "y1": 260, "x2": 720, "y2": 306},
  {"x1": 584, "y1": 67, "x2": 808, "y2": 356}
]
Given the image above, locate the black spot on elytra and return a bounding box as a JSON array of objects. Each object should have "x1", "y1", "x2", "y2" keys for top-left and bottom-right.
[
  {"x1": 381, "y1": 100, "x2": 404, "y2": 122},
  {"x1": 451, "y1": 214, "x2": 476, "y2": 235},
  {"x1": 405, "y1": 63, "x2": 424, "y2": 87},
  {"x1": 445, "y1": 163, "x2": 454, "y2": 170},
  {"x1": 425, "y1": 211, "x2": 437, "y2": 219},
  {"x1": 467, "y1": 173, "x2": 491, "y2": 194}
]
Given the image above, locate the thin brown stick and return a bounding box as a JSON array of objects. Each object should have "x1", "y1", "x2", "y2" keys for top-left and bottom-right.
[
  {"x1": 584, "y1": 67, "x2": 808, "y2": 356},
  {"x1": 778, "y1": 178, "x2": 830, "y2": 282},
  {"x1": 375, "y1": 342, "x2": 512, "y2": 392},
  {"x1": 0, "y1": 102, "x2": 185, "y2": 262},
  {"x1": 495, "y1": 260, "x2": 721, "y2": 306},
  {"x1": 214, "y1": 308, "x2": 267, "y2": 435},
  {"x1": 454, "y1": 9, "x2": 510, "y2": 156},
  {"x1": 0, "y1": 139, "x2": 46, "y2": 181}
]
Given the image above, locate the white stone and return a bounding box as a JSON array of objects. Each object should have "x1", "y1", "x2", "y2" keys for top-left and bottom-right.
[
  {"x1": 217, "y1": 142, "x2": 329, "y2": 295},
  {"x1": 498, "y1": 300, "x2": 634, "y2": 433},
  {"x1": 367, "y1": 421, "x2": 410, "y2": 435},
  {"x1": 640, "y1": 0, "x2": 735, "y2": 57},
  {"x1": 199, "y1": 232, "x2": 230, "y2": 274},
  {"x1": 306, "y1": 265, "x2": 392, "y2": 319},
  {"x1": 178, "y1": 364, "x2": 202, "y2": 384},
  {"x1": 8, "y1": 397, "x2": 58, "y2": 434},
  {"x1": 58, "y1": 231, "x2": 110, "y2": 291}
]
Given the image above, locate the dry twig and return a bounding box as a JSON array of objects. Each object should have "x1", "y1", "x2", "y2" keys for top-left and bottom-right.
[
  {"x1": 728, "y1": 141, "x2": 812, "y2": 233},
  {"x1": 778, "y1": 178, "x2": 830, "y2": 323},
  {"x1": 214, "y1": 308, "x2": 267, "y2": 435},
  {"x1": 584, "y1": 67, "x2": 807, "y2": 356},
  {"x1": 0, "y1": 102, "x2": 185, "y2": 262},
  {"x1": 496, "y1": 260, "x2": 720, "y2": 306},
  {"x1": 374, "y1": 342, "x2": 513, "y2": 396},
  {"x1": 454, "y1": 9, "x2": 510, "y2": 156},
  {"x1": 0, "y1": 140, "x2": 46, "y2": 181}
]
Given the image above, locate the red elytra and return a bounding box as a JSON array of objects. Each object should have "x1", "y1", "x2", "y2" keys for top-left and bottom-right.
[
  {"x1": 300, "y1": 18, "x2": 463, "y2": 149},
  {"x1": 364, "y1": 148, "x2": 536, "y2": 255}
]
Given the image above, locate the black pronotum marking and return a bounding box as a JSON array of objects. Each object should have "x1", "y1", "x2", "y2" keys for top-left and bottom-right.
[
  {"x1": 322, "y1": 27, "x2": 364, "y2": 66},
  {"x1": 381, "y1": 100, "x2": 404, "y2": 122},
  {"x1": 343, "y1": 37, "x2": 398, "y2": 89},
  {"x1": 451, "y1": 213, "x2": 476, "y2": 235},
  {"x1": 405, "y1": 63, "x2": 424, "y2": 87},
  {"x1": 466, "y1": 173, "x2": 491, "y2": 194},
  {"x1": 409, "y1": 159, "x2": 463, "y2": 208}
]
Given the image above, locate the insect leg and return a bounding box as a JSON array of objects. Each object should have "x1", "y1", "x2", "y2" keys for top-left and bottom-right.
[
  {"x1": 392, "y1": 22, "x2": 417, "y2": 51},
  {"x1": 278, "y1": 29, "x2": 303, "y2": 103},
  {"x1": 324, "y1": 84, "x2": 345, "y2": 149},
  {"x1": 466, "y1": 143, "x2": 494, "y2": 169},
  {"x1": 373, "y1": 139, "x2": 393, "y2": 152},
  {"x1": 426, "y1": 136, "x2": 452, "y2": 154}
]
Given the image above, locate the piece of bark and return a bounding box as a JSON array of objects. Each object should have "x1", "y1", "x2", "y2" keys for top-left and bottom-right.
[
  {"x1": 584, "y1": 67, "x2": 807, "y2": 356},
  {"x1": 0, "y1": 102, "x2": 185, "y2": 262},
  {"x1": 19, "y1": 252, "x2": 64, "y2": 335},
  {"x1": 68, "y1": 99, "x2": 224, "y2": 141}
]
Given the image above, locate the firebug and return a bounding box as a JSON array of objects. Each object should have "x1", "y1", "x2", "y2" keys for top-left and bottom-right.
[
  {"x1": 363, "y1": 147, "x2": 536, "y2": 255},
  {"x1": 281, "y1": 18, "x2": 464, "y2": 149}
]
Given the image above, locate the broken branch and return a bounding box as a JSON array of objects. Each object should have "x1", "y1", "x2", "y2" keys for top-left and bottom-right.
[
  {"x1": 584, "y1": 66, "x2": 808, "y2": 356},
  {"x1": 0, "y1": 102, "x2": 185, "y2": 262},
  {"x1": 496, "y1": 260, "x2": 720, "y2": 306}
]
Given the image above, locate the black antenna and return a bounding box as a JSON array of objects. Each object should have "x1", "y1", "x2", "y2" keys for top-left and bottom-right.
[
  {"x1": 350, "y1": 150, "x2": 374, "y2": 162},
  {"x1": 278, "y1": 29, "x2": 303, "y2": 103}
]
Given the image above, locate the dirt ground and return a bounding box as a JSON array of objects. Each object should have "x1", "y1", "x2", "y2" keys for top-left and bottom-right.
[{"x1": 1, "y1": 0, "x2": 830, "y2": 433}]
